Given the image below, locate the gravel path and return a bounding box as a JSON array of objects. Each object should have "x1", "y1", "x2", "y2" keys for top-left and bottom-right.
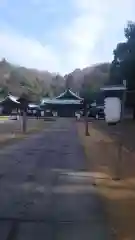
[{"x1": 0, "y1": 118, "x2": 113, "y2": 240}]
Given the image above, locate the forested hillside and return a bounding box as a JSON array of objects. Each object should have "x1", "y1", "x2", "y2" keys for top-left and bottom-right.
[{"x1": 0, "y1": 58, "x2": 110, "y2": 101}]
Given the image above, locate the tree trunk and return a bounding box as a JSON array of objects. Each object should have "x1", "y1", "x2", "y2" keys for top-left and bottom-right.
[
  {"x1": 22, "y1": 110, "x2": 27, "y2": 133},
  {"x1": 85, "y1": 108, "x2": 89, "y2": 136},
  {"x1": 133, "y1": 107, "x2": 135, "y2": 120}
]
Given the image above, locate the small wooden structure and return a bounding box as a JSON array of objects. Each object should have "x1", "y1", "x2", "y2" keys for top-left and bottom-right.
[
  {"x1": 100, "y1": 85, "x2": 126, "y2": 100},
  {"x1": 0, "y1": 94, "x2": 30, "y2": 115},
  {"x1": 0, "y1": 94, "x2": 20, "y2": 114},
  {"x1": 27, "y1": 104, "x2": 41, "y2": 116}
]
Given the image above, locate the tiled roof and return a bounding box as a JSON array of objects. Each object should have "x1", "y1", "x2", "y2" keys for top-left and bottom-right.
[
  {"x1": 0, "y1": 94, "x2": 20, "y2": 104},
  {"x1": 56, "y1": 89, "x2": 82, "y2": 100},
  {"x1": 41, "y1": 99, "x2": 82, "y2": 105}
]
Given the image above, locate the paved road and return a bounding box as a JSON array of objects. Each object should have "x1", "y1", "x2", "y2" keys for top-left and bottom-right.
[{"x1": 0, "y1": 118, "x2": 113, "y2": 239}]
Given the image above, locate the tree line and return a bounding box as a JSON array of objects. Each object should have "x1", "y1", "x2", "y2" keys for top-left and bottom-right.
[
  {"x1": 81, "y1": 21, "x2": 135, "y2": 112},
  {"x1": 110, "y1": 21, "x2": 135, "y2": 112}
]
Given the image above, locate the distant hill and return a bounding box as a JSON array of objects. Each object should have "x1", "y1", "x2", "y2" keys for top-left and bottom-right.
[
  {"x1": 65, "y1": 63, "x2": 110, "y2": 93},
  {"x1": 0, "y1": 59, "x2": 64, "y2": 101},
  {"x1": 0, "y1": 59, "x2": 110, "y2": 101}
]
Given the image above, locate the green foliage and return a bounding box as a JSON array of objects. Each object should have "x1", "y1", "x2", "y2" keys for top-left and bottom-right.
[
  {"x1": 79, "y1": 69, "x2": 108, "y2": 103},
  {"x1": 110, "y1": 21, "x2": 135, "y2": 108},
  {"x1": 65, "y1": 74, "x2": 73, "y2": 89},
  {"x1": 80, "y1": 86, "x2": 98, "y2": 103},
  {"x1": 0, "y1": 86, "x2": 8, "y2": 97},
  {"x1": 0, "y1": 59, "x2": 110, "y2": 103},
  {"x1": 42, "y1": 92, "x2": 50, "y2": 98},
  {"x1": 0, "y1": 60, "x2": 59, "y2": 101},
  {"x1": 110, "y1": 21, "x2": 135, "y2": 90}
]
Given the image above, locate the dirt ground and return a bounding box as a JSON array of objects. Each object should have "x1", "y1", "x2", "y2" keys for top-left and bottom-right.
[
  {"x1": 0, "y1": 118, "x2": 51, "y2": 147},
  {"x1": 0, "y1": 118, "x2": 43, "y2": 134},
  {"x1": 77, "y1": 120, "x2": 135, "y2": 240},
  {"x1": 94, "y1": 119, "x2": 135, "y2": 152}
]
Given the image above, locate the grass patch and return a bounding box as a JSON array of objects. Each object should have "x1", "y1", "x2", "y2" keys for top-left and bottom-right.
[{"x1": 0, "y1": 116, "x2": 9, "y2": 120}]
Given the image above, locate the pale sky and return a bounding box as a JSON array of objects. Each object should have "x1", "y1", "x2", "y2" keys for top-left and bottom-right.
[{"x1": 0, "y1": 0, "x2": 134, "y2": 74}]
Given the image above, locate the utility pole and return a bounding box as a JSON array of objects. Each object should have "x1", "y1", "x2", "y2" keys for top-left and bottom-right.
[
  {"x1": 83, "y1": 99, "x2": 89, "y2": 136},
  {"x1": 19, "y1": 95, "x2": 28, "y2": 134},
  {"x1": 22, "y1": 109, "x2": 27, "y2": 133},
  {"x1": 114, "y1": 80, "x2": 126, "y2": 180},
  {"x1": 121, "y1": 80, "x2": 127, "y2": 120},
  {"x1": 85, "y1": 104, "x2": 89, "y2": 136}
]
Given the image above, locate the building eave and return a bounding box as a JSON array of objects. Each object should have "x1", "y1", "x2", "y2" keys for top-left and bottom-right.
[
  {"x1": 41, "y1": 99, "x2": 82, "y2": 105},
  {"x1": 101, "y1": 85, "x2": 126, "y2": 91}
]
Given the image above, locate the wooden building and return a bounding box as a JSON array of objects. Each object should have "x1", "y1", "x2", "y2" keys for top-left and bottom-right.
[
  {"x1": 27, "y1": 104, "x2": 41, "y2": 117},
  {"x1": 100, "y1": 85, "x2": 126, "y2": 100},
  {"x1": 0, "y1": 94, "x2": 20, "y2": 114},
  {"x1": 40, "y1": 89, "x2": 83, "y2": 117},
  {"x1": 0, "y1": 94, "x2": 29, "y2": 115}
]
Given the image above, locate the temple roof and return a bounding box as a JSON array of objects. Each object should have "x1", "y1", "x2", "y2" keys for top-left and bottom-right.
[
  {"x1": 41, "y1": 98, "x2": 81, "y2": 105},
  {"x1": 56, "y1": 89, "x2": 82, "y2": 100},
  {"x1": 41, "y1": 89, "x2": 83, "y2": 106},
  {"x1": 0, "y1": 94, "x2": 20, "y2": 105}
]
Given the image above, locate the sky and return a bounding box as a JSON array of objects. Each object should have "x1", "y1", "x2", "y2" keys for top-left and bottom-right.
[{"x1": 0, "y1": 0, "x2": 135, "y2": 74}]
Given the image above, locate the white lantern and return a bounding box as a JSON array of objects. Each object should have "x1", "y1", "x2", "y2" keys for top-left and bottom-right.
[{"x1": 104, "y1": 97, "x2": 121, "y2": 123}]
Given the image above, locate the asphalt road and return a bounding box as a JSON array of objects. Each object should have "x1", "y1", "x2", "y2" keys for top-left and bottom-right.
[{"x1": 0, "y1": 118, "x2": 113, "y2": 240}]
